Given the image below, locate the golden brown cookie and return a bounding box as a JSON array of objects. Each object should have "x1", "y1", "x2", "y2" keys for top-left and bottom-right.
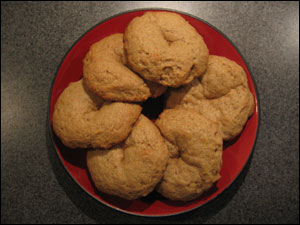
[
  {"x1": 52, "y1": 79, "x2": 142, "y2": 149},
  {"x1": 87, "y1": 115, "x2": 168, "y2": 200},
  {"x1": 124, "y1": 12, "x2": 209, "y2": 87},
  {"x1": 83, "y1": 33, "x2": 166, "y2": 102},
  {"x1": 166, "y1": 55, "x2": 254, "y2": 140},
  {"x1": 155, "y1": 109, "x2": 223, "y2": 201}
]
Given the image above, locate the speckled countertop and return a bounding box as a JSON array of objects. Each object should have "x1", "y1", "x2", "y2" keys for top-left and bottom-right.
[{"x1": 1, "y1": 1, "x2": 299, "y2": 224}]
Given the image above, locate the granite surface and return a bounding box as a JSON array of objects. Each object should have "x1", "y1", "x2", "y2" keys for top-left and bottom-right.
[{"x1": 1, "y1": 1, "x2": 299, "y2": 224}]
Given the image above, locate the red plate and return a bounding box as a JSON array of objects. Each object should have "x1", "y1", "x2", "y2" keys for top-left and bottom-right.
[{"x1": 48, "y1": 8, "x2": 260, "y2": 217}]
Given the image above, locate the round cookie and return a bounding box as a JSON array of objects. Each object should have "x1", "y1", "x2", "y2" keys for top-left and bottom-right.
[
  {"x1": 124, "y1": 12, "x2": 209, "y2": 87},
  {"x1": 155, "y1": 109, "x2": 223, "y2": 201},
  {"x1": 52, "y1": 79, "x2": 142, "y2": 149},
  {"x1": 87, "y1": 115, "x2": 168, "y2": 200},
  {"x1": 166, "y1": 55, "x2": 254, "y2": 140},
  {"x1": 83, "y1": 33, "x2": 166, "y2": 102}
]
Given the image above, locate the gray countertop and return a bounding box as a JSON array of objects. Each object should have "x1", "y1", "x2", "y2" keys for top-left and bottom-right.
[{"x1": 1, "y1": 1, "x2": 299, "y2": 224}]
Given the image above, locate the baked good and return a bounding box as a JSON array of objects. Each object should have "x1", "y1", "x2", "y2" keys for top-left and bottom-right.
[
  {"x1": 87, "y1": 115, "x2": 168, "y2": 200},
  {"x1": 155, "y1": 109, "x2": 223, "y2": 201},
  {"x1": 83, "y1": 33, "x2": 166, "y2": 102},
  {"x1": 166, "y1": 55, "x2": 254, "y2": 140},
  {"x1": 124, "y1": 12, "x2": 209, "y2": 87},
  {"x1": 52, "y1": 79, "x2": 142, "y2": 149}
]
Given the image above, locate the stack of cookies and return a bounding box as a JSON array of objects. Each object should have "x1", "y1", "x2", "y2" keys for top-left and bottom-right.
[{"x1": 52, "y1": 12, "x2": 254, "y2": 201}]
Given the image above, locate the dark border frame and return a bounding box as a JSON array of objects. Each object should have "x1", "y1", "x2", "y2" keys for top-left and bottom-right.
[{"x1": 47, "y1": 7, "x2": 261, "y2": 217}]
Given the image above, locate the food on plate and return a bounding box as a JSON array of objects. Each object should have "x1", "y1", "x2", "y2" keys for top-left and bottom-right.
[
  {"x1": 155, "y1": 109, "x2": 223, "y2": 201},
  {"x1": 124, "y1": 12, "x2": 209, "y2": 87},
  {"x1": 52, "y1": 79, "x2": 142, "y2": 149},
  {"x1": 52, "y1": 13, "x2": 255, "y2": 202},
  {"x1": 87, "y1": 115, "x2": 168, "y2": 200}
]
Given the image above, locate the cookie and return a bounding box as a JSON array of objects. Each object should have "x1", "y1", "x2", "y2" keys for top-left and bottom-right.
[
  {"x1": 166, "y1": 55, "x2": 254, "y2": 140},
  {"x1": 52, "y1": 79, "x2": 142, "y2": 149},
  {"x1": 87, "y1": 115, "x2": 168, "y2": 200},
  {"x1": 83, "y1": 33, "x2": 166, "y2": 102},
  {"x1": 155, "y1": 109, "x2": 223, "y2": 201},
  {"x1": 124, "y1": 12, "x2": 209, "y2": 87}
]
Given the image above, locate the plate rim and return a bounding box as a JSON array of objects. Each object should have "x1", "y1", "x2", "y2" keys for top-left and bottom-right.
[{"x1": 47, "y1": 7, "x2": 261, "y2": 217}]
